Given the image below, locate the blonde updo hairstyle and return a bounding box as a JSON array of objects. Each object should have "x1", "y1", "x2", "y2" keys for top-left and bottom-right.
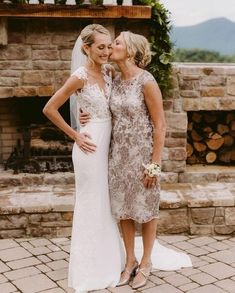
[
  {"x1": 121, "y1": 31, "x2": 152, "y2": 68},
  {"x1": 80, "y1": 24, "x2": 110, "y2": 56}
]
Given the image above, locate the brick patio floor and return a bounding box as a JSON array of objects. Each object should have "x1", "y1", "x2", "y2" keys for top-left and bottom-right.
[{"x1": 0, "y1": 235, "x2": 235, "y2": 293}]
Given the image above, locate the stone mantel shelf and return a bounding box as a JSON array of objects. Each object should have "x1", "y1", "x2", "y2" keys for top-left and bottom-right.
[{"x1": 0, "y1": 3, "x2": 151, "y2": 19}]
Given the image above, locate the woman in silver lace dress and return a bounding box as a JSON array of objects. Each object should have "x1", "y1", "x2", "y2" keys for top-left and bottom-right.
[{"x1": 108, "y1": 31, "x2": 166, "y2": 289}]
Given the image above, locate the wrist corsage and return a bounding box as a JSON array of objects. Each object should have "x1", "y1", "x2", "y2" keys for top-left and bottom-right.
[{"x1": 142, "y1": 162, "x2": 161, "y2": 177}]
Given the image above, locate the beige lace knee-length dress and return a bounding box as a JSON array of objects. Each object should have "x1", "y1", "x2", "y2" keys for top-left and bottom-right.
[{"x1": 109, "y1": 70, "x2": 161, "y2": 224}]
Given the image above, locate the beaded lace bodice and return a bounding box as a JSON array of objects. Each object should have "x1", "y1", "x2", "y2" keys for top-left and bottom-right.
[{"x1": 71, "y1": 64, "x2": 112, "y2": 120}]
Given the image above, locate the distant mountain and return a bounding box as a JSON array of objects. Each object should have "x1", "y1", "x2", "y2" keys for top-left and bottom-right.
[{"x1": 171, "y1": 18, "x2": 235, "y2": 55}]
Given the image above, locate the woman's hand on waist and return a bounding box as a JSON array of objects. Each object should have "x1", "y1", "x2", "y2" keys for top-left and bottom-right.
[
  {"x1": 79, "y1": 108, "x2": 91, "y2": 126},
  {"x1": 74, "y1": 132, "x2": 96, "y2": 154}
]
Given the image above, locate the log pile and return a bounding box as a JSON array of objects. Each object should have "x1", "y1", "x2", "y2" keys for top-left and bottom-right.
[
  {"x1": 187, "y1": 111, "x2": 235, "y2": 165},
  {"x1": 30, "y1": 125, "x2": 73, "y2": 156}
]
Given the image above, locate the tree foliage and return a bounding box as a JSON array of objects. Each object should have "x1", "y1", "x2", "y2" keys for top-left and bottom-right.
[
  {"x1": 173, "y1": 48, "x2": 235, "y2": 63},
  {"x1": 134, "y1": 0, "x2": 173, "y2": 93}
]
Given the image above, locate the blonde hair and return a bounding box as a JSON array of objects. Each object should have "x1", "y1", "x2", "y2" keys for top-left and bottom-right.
[
  {"x1": 121, "y1": 31, "x2": 151, "y2": 68},
  {"x1": 80, "y1": 24, "x2": 110, "y2": 56}
]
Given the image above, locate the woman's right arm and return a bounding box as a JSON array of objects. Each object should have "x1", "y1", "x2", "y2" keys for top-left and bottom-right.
[{"x1": 43, "y1": 76, "x2": 96, "y2": 153}]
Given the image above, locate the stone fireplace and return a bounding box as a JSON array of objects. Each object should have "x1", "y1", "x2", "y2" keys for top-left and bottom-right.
[
  {"x1": 0, "y1": 18, "x2": 235, "y2": 181},
  {"x1": 0, "y1": 97, "x2": 73, "y2": 173},
  {"x1": 164, "y1": 64, "x2": 235, "y2": 182}
]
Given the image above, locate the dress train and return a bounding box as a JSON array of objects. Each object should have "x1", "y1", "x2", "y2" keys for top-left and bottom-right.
[{"x1": 135, "y1": 236, "x2": 192, "y2": 271}]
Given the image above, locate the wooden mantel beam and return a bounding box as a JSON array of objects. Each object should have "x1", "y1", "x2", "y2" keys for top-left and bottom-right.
[{"x1": 0, "y1": 4, "x2": 151, "y2": 19}]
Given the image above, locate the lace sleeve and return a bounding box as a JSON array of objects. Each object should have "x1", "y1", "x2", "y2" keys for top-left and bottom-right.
[
  {"x1": 71, "y1": 66, "x2": 87, "y2": 81},
  {"x1": 141, "y1": 71, "x2": 156, "y2": 85}
]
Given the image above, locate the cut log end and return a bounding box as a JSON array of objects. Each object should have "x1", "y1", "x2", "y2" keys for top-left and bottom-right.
[
  {"x1": 206, "y1": 152, "x2": 217, "y2": 163},
  {"x1": 187, "y1": 143, "x2": 193, "y2": 157},
  {"x1": 193, "y1": 142, "x2": 207, "y2": 152},
  {"x1": 191, "y1": 129, "x2": 203, "y2": 142},
  {"x1": 206, "y1": 135, "x2": 224, "y2": 150}
]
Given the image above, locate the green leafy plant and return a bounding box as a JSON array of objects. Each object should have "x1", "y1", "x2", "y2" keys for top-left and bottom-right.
[
  {"x1": 90, "y1": 0, "x2": 103, "y2": 4},
  {"x1": 54, "y1": 0, "x2": 67, "y2": 4},
  {"x1": 75, "y1": 0, "x2": 84, "y2": 4},
  {"x1": 134, "y1": 0, "x2": 173, "y2": 94},
  {"x1": 9, "y1": 0, "x2": 27, "y2": 3}
]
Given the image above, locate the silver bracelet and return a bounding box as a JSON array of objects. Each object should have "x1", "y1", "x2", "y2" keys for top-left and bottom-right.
[{"x1": 142, "y1": 162, "x2": 161, "y2": 177}]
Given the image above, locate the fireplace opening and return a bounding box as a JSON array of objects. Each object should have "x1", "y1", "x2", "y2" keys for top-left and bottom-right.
[
  {"x1": 187, "y1": 111, "x2": 235, "y2": 165},
  {"x1": 0, "y1": 97, "x2": 73, "y2": 173}
]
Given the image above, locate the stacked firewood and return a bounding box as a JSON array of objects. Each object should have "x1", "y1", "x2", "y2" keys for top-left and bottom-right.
[
  {"x1": 30, "y1": 125, "x2": 73, "y2": 156},
  {"x1": 187, "y1": 111, "x2": 235, "y2": 165}
]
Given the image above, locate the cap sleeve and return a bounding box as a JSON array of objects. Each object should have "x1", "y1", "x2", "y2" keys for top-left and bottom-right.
[
  {"x1": 71, "y1": 66, "x2": 87, "y2": 81},
  {"x1": 140, "y1": 70, "x2": 156, "y2": 85}
]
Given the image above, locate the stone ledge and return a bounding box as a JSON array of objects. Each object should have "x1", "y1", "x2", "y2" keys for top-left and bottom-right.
[
  {"x1": 0, "y1": 170, "x2": 179, "y2": 187},
  {"x1": 179, "y1": 165, "x2": 235, "y2": 183},
  {"x1": 0, "y1": 180, "x2": 234, "y2": 212},
  {"x1": 0, "y1": 182, "x2": 234, "y2": 237},
  {"x1": 2, "y1": 165, "x2": 235, "y2": 188}
]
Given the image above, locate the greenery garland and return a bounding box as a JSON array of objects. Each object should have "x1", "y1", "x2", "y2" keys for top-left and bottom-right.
[{"x1": 134, "y1": 0, "x2": 172, "y2": 93}]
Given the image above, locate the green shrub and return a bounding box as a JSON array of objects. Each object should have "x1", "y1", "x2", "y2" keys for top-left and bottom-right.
[{"x1": 134, "y1": 0, "x2": 173, "y2": 93}]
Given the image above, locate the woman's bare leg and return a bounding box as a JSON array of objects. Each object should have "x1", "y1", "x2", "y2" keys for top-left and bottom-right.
[
  {"x1": 118, "y1": 219, "x2": 137, "y2": 284},
  {"x1": 120, "y1": 219, "x2": 136, "y2": 266},
  {"x1": 132, "y1": 218, "x2": 157, "y2": 288},
  {"x1": 141, "y1": 218, "x2": 157, "y2": 266}
]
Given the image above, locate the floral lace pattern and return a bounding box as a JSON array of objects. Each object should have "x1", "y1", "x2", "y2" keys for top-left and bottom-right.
[
  {"x1": 71, "y1": 64, "x2": 112, "y2": 120},
  {"x1": 109, "y1": 70, "x2": 160, "y2": 223}
]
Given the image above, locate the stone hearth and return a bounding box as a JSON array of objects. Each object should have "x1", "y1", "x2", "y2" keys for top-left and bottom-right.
[{"x1": 0, "y1": 169, "x2": 235, "y2": 238}]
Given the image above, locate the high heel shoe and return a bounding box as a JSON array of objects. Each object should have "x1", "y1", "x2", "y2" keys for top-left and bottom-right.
[
  {"x1": 131, "y1": 263, "x2": 152, "y2": 289},
  {"x1": 117, "y1": 260, "x2": 139, "y2": 287}
]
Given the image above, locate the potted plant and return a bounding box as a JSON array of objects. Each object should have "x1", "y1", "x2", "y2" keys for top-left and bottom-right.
[
  {"x1": 90, "y1": 0, "x2": 103, "y2": 5},
  {"x1": 54, "y1": 0, "x2": 67, "y2": 4},
  {"x1": 75, "y1": 0, "x2": 84, "y2": 5}
]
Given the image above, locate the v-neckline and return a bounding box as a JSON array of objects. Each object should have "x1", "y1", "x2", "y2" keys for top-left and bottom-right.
[{"x1": 83, "y1": 66, "x2": 108, "y2": 99}]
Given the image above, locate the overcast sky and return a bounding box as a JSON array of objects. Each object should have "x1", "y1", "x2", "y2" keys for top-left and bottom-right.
[{"x1": 160, "y1": 0, "x2": 235, "y2": 26}]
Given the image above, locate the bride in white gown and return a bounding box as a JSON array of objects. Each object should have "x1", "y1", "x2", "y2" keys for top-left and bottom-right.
[{"x1": 43, "y1": 24, "x2": 124, "y2": 293}]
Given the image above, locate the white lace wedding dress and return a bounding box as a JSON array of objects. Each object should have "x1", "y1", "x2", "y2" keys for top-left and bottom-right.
[{"x1": 68, "y1": 65, "x2": 125, "y2": 293}]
